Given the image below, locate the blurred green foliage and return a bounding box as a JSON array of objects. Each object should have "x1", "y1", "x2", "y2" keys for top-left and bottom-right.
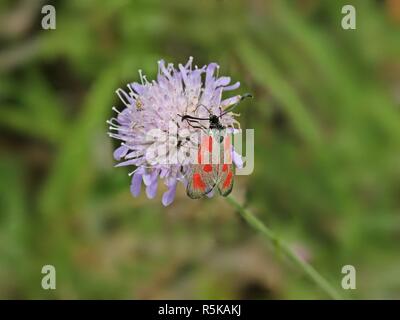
[{"x1": 1, "y1": 0, "x2": 400, "y2": 299}]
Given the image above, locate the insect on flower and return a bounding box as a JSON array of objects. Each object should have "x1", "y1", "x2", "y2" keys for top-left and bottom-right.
[
  {"x1": 108, "y1": 57, "x2": 249, "y2": 206},
  {"x1": 180, "y1": 94, "x2": 252, "y2": 199}
]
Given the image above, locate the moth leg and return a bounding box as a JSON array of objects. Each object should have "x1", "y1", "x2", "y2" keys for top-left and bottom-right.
[{"x1": 194, "y1": 103, "x2": 212, "y2": 115}]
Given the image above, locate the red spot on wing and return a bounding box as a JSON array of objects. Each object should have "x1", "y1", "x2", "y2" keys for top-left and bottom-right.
[
  {"x1": 193, "y1": 173, "x2": 206, "y2": 190},
  {"x1": 223, "y1": 171, "x2": 233, "y2": 189},
  {"x1": 222, "y1": 164, "x2": 228, "y2": 172},
  {"x1": 203, "y1": 164, "x2": 213, "y2": 172}
]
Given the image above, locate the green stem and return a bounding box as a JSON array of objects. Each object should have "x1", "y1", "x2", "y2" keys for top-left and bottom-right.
[{"x1": 226, "y1": 195, "x2": 343, "y2": 300}]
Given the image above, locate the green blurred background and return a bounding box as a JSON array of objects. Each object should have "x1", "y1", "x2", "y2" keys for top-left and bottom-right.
[{"x1": 1, "y1": 0, "x2": 400, "y2": 299}]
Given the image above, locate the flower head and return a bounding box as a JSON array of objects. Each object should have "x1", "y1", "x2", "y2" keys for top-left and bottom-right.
[{"x1": 108, "y1": 57, "x2": 244, "y2": 206}]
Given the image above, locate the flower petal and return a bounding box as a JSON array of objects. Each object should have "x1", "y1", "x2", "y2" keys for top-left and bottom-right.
[
  {"x1": 146, "y1": 180, "x2": 158, "y2": 199},
  {"x1": 205, "y1": 63, "x2": 218, "y2": 87},
  {"x1": 115, "y1": 159, "x2": 138, "y2": 167},
  {"x1": 221, "y1": 95, "x2": 241, "y2": 108},
  {"x1": 130, "y1": 83, "x2": 144, "y2": 95},
  {"x1": 162, "y1": 181, "x2": 177, "y2": 206},
  {"x1": 223, "y1": 81, "x2": 240, "y2": 91},
  {"x1": 232, "y1": 150, "x2": 243, "y2": 169},
  {"x1": 130, "y1": 170, "x2": 143, "y2": 197},
  {"x1": 215, "y1": 76, "x2": 231, "y2": 87},
  {"x1": 143, "y1": 169, "x2": 159, "y2": 186},
  {"x1": 178, "y1": 64, "x2": 189, "y2": 86},
  {"x1": 113, "y1": 145, "x2": 129, "y2": 160}
]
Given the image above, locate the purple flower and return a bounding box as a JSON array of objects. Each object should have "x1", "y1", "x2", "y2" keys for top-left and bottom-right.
[{"x1": 108, "y1": 58, "x2": 244, "y2": 206}]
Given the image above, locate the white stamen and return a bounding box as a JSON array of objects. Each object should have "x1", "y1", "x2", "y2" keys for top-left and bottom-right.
[{"x1": 112, "y1": 107, "x2": 120, "y2": 114}]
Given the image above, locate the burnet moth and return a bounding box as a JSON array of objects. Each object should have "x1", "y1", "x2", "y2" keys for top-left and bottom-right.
[{"x1": 180, "y1": 93, "x2": 252, "y2": 199}]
